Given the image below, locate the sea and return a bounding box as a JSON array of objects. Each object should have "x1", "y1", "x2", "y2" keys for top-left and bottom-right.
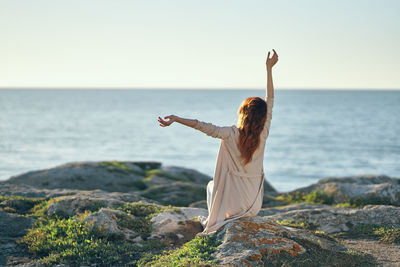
[{"x1": 0, "y1": 89, "x2": 399, "y2": 192}]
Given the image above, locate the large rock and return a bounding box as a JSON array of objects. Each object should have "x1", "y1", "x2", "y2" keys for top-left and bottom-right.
[
  {"x1": 150, "y1": 207, "x2": 208, "y2": 246},
  {"x1": 46, "y1": 190, "x2": 157, "y2": 218},
  {"x1": 2, "y1": 162, "x2": 216, "y2": 208},
  {"x1": 0, "y1": 182, "x2": 80, "y2": 199},
  {"x1": 160, "y1": 166, "x2": 211, "y2": 184},
  {"x1": 212, "y1": 216, "x2": 348, "y2": 266},
  {"x1": 0, "y1": 211, "x2": 35, "y2": 238},
  {"x1": 288, "y1": 175, "x2": 400, "y2": 206},
  {"x1": 83, "y1": 208, "x2": 142, "y2": 242},
  {"x1": 140, "y1": 182, "x2": 207, "y2": 207},
  {"x1": 3, "y1": 161, "x2": 151, "y2": 192},
  {"x1": 260, "y1": 203, "x2": 400, "y2": 234}
]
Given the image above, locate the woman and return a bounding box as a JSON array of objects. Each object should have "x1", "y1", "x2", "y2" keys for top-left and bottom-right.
[{"x1": 158, "y1": 49, "x2": 278, "y2": 236}]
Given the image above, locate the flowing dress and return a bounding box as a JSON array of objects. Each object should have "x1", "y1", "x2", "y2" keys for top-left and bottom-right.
[{"x1": 193, "y1": 97, "x2": 274, "y2": 235}]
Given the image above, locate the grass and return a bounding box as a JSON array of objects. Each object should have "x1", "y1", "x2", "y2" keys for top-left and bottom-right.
[
  {"x1": 16, "y1": 198, "x2": 183, "y2": 266},
  {"x1": 333, "y1": 224, "x2": 400, "y2": 244},
  {"x1": 137, "y1": 235, "x2": 222, "y2": 266}
]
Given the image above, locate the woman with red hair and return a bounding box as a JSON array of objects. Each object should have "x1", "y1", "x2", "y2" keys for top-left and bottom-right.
[{"x1": 158, "y1": 49, "x2": 279, "y2": 236}]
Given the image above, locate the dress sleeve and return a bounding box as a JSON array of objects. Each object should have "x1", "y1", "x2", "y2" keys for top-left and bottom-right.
[
  {"x1": 262, "y1": 97, "x2": 274, "y2": 138},
  {"x1": 193, "y1": 120, "x2": 233, "y2": 140}
]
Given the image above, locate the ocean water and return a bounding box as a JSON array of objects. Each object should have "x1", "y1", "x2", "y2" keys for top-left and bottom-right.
[{"x1": 0, "y1": 89, "x2": 399, "y2": 192}]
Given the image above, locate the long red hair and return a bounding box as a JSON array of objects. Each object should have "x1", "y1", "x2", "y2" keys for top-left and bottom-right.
[{"x1": 237, "y1": 97, "x2": 267, "y2": 165}]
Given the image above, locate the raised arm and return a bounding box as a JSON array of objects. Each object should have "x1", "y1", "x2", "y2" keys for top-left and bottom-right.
[
  {"x1": 266, "y1": 49, "x2": 278, "y2": 100},
  {"x1": 263, "y1": 49, "x2": 278, "y2": 137}
]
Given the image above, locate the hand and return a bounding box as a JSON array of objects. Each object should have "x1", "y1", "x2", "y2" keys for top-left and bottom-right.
[
  {"x1": 266, "y1": 49, "x2": 278, "y2": 69},
  {"x1": 158, "y1": 115, "x2": 178, "y2": 127}
]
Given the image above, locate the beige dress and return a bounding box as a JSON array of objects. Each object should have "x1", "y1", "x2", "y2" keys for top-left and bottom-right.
[{"x1": 193, "y1": 97, "x2": 274, "y2": 235}]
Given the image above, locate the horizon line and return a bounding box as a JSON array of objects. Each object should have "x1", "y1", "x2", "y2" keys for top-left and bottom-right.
[{"x1": 1, "y1": 87, "x2": 400, "y2": 91}]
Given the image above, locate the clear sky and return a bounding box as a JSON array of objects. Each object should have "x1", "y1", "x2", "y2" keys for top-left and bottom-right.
[{"x1": 0, "y1": 0, "x2": 399, "y2": 89}]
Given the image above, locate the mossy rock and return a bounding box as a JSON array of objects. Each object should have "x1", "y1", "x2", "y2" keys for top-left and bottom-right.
[{"x1": 140, "y1": 182, "x2": 206, "y2": 207}]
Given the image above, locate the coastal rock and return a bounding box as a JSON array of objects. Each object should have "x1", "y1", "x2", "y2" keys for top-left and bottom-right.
[
  {"x1": 212, "y1": 216, "x2": 346, "y2": 266},
  {"x1": 47, "y1": 194, "x2": 124, "y2": 218},
  {"x1": 2, "y1": 161, "x2": 218, "y2": 207},
  {"x1": 289, "y1": 174, "x2": 400, "y2": 206},
  {"x1": 3, "y1": 161, "x2": 153, "y2": 192},
  {"x1": 0, "y1": 211, "x2": 36, "y2": 266},
  {"x1": 0, "y1": 211, "x2": 35, "y2": 238},
  {"x1": 160, "y1": 166, "x2": 212, "y2": 184},
  {"x1": 260, "y1": 203, "x2": 400, "y2": 234},
  {"x1": 0, "y1": 182, "x2": 80, "y2": 199},
  {"x1": 139, "y1": 182, "x2": 207, "y2": 207},
  {"x1": 83, "y1": 208, "x2": 141, "y2": 242},
  {"x1": 150, "y1": 207, "x2": 208, "y2": 246}
]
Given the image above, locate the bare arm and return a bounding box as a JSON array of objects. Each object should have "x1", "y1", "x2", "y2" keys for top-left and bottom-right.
[
  {"x1": 266, "y1": 49, "x2": 278, "y2": 99},
  {"x1": 158, "y1": 115, "x2": 233, "y2": 139},
  {"x1": 262, "y1": 49, "x2": 278, "y2": 137},
  {"x1": 158, "y1": 115, "x2": 197, "y2": 128}
]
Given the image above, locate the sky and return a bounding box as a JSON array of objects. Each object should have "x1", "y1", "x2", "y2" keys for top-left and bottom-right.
[{"x1": 0, "y1": 0, "x2": 399, "y2": 89}]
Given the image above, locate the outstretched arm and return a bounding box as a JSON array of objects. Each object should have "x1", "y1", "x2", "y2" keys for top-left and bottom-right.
[
  {"x1": 266, "y1": 49, "x2": 278, "y2": 99},
  {"x1": 158, "y1": 115, "x2": 197, "y2": 128},
  {"x1": 158, "y1": 115, "x2": 233, "y2": 139}
]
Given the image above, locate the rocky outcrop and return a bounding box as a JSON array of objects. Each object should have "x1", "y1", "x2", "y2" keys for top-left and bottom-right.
[
  {"x1": 0, "y1": 211, "x2": 35, "y2": 266},
  {"x1": 261, "y1": 203, "x2": 400, "y2": 234},
  {"x1": 150, "y1": 207, "x2": 208, "y2": 246},
  {"x1": 140, "y1": 182, "x2": 207, "y2": 207},
  {"x1": 3, "y1": 161, "x2": 155, "y2": 192},
  {"x1": 211, "y1": 216, "x2": 364, "y2": 266},
  {"x1": 287, "y1": 174, "x2": 400, "y2": 206},
  {"x1": 1, "y1": 161, "x2": 218, "y2": 207}
]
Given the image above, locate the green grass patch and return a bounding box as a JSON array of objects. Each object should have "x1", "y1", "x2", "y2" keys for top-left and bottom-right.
[
  {"x1": 334, "y1": 224, "x2": 400, "y2": 244},
  {"x1": 137, "y1": 235, "x2": 222, "y2": 266},
  {"x1": 17, "y1": 198, "x2": 186, "y2": 266}
]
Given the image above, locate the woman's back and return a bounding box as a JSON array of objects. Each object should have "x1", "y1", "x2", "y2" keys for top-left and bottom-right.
[{"x1": 157, "y1": 49, "x2": 279, "y2": 236}]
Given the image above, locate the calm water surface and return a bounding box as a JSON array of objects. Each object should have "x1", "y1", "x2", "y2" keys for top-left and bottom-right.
[{"x1": 0, "y1": 89, "x2": 399, "y2": 192}]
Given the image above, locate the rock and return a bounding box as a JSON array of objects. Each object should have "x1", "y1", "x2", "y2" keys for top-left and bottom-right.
[
  {"x1": 263, "y1": 179, "x2": 277, "y2": 193},
  {"x1": 3, "y1": 161, "x2": 151, "y2": 192},
  {"x1": 83, "y1": 208, "x2": 140, "y2": 242},
  {"x1": 212, "y1": 216, "x2": 346, "y2": 266},
  {"x1": 189, "y1": 200, "x2": 208, "y2": 209},
  {"x1": 140, "y1": 182, "x2": 207, "y2": 207},
  {"x1": 260, "y1": 203, "x2": 400, "y2": 234},
  {"x1": 0, "y1": 182, "x2": 80, "y2": 199},
  {"x1": 47, "y1": 194, "x2": 124, "y2": 218},
  {"x1": 150, "y1": 207, "x2": 208, "y2": 246},
  {"x1": 0, "y1": 211, "x2": 36, "y2": 266},
  {"x1": 160, "y1": 166, "x2": 211, "y2": 184},
  {"x1": 0, "y1": 211, "x2": 35, "y2": 238},
  {"x1": 288, "y1": 174, "x2": 400, "y2": 206}
]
